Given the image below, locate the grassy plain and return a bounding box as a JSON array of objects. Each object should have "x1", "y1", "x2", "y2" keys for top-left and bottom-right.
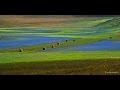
[{"x1": 0, "y1": 15, "x2": 120, "y2": 75}]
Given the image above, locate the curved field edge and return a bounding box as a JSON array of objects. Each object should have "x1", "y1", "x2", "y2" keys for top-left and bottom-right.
[
  {"x1": 0, "y1": 32, "x2": 117, "y2": 53},
  {"x1": 0, "y1": 59, "x2": 120, "y2": 75},
  {"x1": 0, "y1": 37, "x2": 105, "y2": 52},
  {"x1": 0, "y1": 51, "x2": 120, "y2": 64}
]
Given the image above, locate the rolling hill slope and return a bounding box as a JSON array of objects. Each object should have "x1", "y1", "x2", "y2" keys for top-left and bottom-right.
[{"x1": 95, "y1": 18, "x2": 120, "y2": 28}]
